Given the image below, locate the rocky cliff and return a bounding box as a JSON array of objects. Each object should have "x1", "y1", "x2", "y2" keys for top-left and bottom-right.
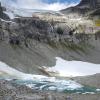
[
  {"x1": 78, "y1": 0, "x2": 100, "y2": 9},
  {"x1": 0, "y1": 2, "x2": 100, "y2": 74},
  {"x1": 61, "y1": 0, "x2": 100, "y2": 15},
  {"x1": 0, "y1": 2, "x2": 9, "y2": 20}
]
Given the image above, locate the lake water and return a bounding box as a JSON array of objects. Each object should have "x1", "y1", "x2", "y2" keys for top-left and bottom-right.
[{"x1": 0, "y1": 58, "x2": 100, "y2": 94}]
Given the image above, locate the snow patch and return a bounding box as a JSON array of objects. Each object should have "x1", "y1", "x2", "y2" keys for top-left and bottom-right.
[
  {"x1": 96, "y1": 89, "x2": 100, "y2": 92},
  {"x1": 3, "y1": 11, "x2": 15, "y2": 19},
  {"x1": 44, "y1": 57, "x2": 100, "y2": 77},
  {"x1": 0, "y1": 18, "x2": 15, "y2": 23},
  {"x1": 0, "y1": 61, "x2": 83, "y2": 91},
  {"x1": 0, "y1": 60, "x2": 99, "y2": 93},
  {"x1": 0, "y1": 61, "x2": 49, "y2": 80}
]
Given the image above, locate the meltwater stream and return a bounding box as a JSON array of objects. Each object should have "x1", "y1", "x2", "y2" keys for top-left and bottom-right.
[{"x1": 0, "y1": 58, "x2": 100, "y2": 93}]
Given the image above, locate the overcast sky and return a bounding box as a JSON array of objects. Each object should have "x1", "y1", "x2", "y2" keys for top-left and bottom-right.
[{"x1": 0, "y1": 0, "x2": 80, "y2": 11}]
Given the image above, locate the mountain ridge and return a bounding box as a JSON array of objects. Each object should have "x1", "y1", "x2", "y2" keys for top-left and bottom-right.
[{"x1": 61, "y1": 0, "x2": 100, "y2": 15}]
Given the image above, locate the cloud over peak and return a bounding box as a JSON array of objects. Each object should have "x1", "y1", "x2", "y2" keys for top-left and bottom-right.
[{"x1": 1, "y1": 0, "x2": 78, "y2": 11}]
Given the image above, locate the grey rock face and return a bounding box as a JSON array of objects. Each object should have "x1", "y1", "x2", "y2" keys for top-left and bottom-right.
[
  {"x1": 78, "y1": 0, "x2": 100, "y2": 9},
  {"x1": 61, "y1": 0, "x2": 100, "y2": 15},
  {"x1": 0, "y1": 16, "x2": 59, "y2": 50},
  {"x1": 0, "y1": 2, "x2": 9, "y2": 20}
]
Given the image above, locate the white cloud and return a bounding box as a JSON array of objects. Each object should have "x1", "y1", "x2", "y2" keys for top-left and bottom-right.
[
  {"x1": 1, "y1": 0, "x2": 78, "y2": 11},
  {"x1": 43, "y1": 2, "x2": 77, "y2": 11}
]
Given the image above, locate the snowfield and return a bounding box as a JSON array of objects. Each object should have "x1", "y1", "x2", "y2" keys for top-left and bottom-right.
[
  {"x1": 0, "y1": 60, "x2": 100, "y2": 92},
  {"x1": 0, "y1": 60, "x2": 83, "y2": 91},
  {"x1": 44, "y1": 57, "x2": 100, "y2": 77}
]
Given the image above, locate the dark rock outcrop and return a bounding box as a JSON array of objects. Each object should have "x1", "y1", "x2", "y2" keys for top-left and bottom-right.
[
  {"x1": 0, "y1": 3, "x2": 3, "y2": 18},
  {"x1": 61, "y1": 0, "x2": 100, "y2": 15},
  {"x1": 77, "y1": 0, "x2": 100, "y2": 9},
  {"x1": 0, "y1": 2, "x2": 10, "y2": 20}
]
